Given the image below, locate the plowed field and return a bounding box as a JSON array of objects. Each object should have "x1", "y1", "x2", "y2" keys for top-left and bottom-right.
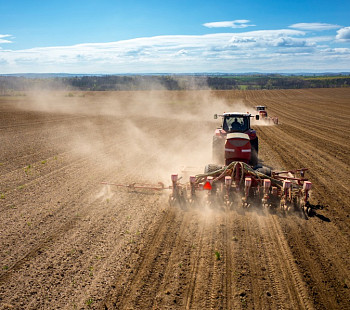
[{"x1": 1, "y1": 88, "x2": 349, "y2": 309}]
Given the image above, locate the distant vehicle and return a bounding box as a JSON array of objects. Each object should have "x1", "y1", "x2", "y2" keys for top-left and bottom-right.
[
  {"x1": 255, "y1": 105, "x2": 268, "y2": 118},
  {"x1": 255, "y1": 106, "x2": 278, "y2": 124}
]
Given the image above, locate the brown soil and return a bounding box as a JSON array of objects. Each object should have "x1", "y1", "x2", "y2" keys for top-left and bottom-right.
[{"x1": 0, "y1": 89, "x2": 349, "y2": 309}]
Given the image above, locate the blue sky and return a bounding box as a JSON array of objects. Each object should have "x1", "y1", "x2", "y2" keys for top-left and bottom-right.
[{"x1": 0, "y1": 0, "x2": 349, "y2": 73}]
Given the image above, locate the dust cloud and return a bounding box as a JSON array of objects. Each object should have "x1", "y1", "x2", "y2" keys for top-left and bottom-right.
[
  {"x1": 14, "y1": 88, "x2": 256, "y2": 187},
  {"x1": 251, "y1": 118, "x2": 276, "y2": 126}
]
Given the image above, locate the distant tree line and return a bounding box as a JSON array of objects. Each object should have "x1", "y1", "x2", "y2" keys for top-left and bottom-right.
[{"x1": 0, "y1": 74, "x2": 349, "y2": 92}]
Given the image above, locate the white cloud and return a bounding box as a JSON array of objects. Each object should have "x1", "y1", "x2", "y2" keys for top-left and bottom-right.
[
  {"x1": 289, "y1": 23, "x2": 341, "y2": 31},
  {"x1": 0, "y1": 29, "x2": 349, "y2": 73},
  {"x1": 336, "y1": 27, "x2": 350, "y2": 41},
  {"x1": 0, "y1": 34, "x2": 12, "y2": 44},
  {"x1": 203, "y1": 20, "x2": 255, "y2": 29}
]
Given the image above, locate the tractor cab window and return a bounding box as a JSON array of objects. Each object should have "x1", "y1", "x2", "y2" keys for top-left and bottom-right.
[
  {"x1": 223, "y1": 116, "x2": 249, "y2": 132},
  {"x1": 256, "y1": 106, "x2": 265, "y2": 111}
]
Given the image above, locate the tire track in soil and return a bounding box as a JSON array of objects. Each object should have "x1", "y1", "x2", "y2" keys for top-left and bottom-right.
[
  {"x1": 259, "y1": 228, "x2": 285, "y2": 310},
  {"x1": 261, "y1": 215, "x2": 314, "y2": 310},
  {"x1": 103, "y1": 208, "x2": 178, "y2": 309},
  {"x1": 208, "y1": 214, "x2": 224, "y2": 310},
  {"x1": 103, "y1": 209, "x2": 229, "y2": 310},
  {"x1": 183, "y1": 211, "x2": 225, "y2": 310},
  {"x1": 150, "y1": 211, "x2": 204, "y2": 309},
  {"x1": 224, "y1": 212, "x2": 234, "y2": 310},
  {"x1": 234, "y1": 210, "x2": 280, "y2": 310},
  {"x1": 229, "y1": 211, "x2": 251, "y2": 310},
  {"x1": 130, "y1": 210, "x2": 187, "y2": 310},
  {"x1": 188, "y1": 212, "x2": 217, "y2": 310},
  {"x1": 137, "y1": 208, "x2": 210, "y2": 310},
  {"x1": 184, "y1": 215, "x2": 206, "y2": 310},
  {"x1": 278, "y1": 218, "x2": 350, "y2": 310}
]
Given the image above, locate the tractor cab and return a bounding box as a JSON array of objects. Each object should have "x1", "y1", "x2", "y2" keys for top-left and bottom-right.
[
  {"x1": 223, "y1": 114, "x2": 249, "y2": 133},
  {"x1": 214, "y1": 112, "x2": 258, "y2": 135},
  {"x1": 213, "y1": 112, "x2": 259, "y2": 166}
]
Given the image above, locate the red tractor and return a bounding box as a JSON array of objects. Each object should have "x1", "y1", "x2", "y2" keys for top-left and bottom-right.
[
  {"x1": 255, "y1": 106, "x2": 279, "y2": 124},
  {"x1": 166, "y1": 111, "x2": 313, "y2": 215},
  {"x1": 255, "y1": 105, "x2": 268, "y2": 118},
  {"x1": 212, "y1": 112, "x2": 260, "y2": 167},
  {"x1": 103, "y1": 112, "x2": 313, "y2": 216}
]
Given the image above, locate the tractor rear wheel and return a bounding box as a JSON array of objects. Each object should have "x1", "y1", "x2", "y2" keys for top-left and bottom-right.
[
  {"x1": 212, "y1": 136, "x2": 225, "y2": 164},
  {"x1": 250, "y1": 137, "x2": 259, "y2": 155},
  {"x1": 250, "y1": 137, "x2": 259, "y2": 167}
]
